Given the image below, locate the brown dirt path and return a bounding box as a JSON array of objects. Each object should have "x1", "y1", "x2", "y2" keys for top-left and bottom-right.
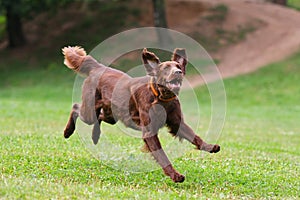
[{"x1": 187, "y1": 0, "x2": 300, "y2": 87}]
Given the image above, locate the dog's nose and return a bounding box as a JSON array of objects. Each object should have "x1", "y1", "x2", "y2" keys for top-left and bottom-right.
[{"x1": 174, "y1": 70, "x2": 182, "y2": 75}]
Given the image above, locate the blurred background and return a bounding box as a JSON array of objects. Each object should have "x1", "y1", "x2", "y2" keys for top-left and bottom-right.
[{"x1": 0, "y1": 0, "x2": 299, "y2": 71}]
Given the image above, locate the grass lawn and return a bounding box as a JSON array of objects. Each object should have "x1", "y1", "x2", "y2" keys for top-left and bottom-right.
[
  {"x1": 288, "y1": 0, "x2": 300, "y2": 10},
  {"x1": 0, "y1": 51, "x2": 299, "y2": 199}
]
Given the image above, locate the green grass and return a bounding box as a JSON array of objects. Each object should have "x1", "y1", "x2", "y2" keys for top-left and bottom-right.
[
  {"x1": 0, "y1": 51, "x2": 299, "y2": 199},
  {"x1": 288, "y1": 0, "x2": 300, "y2": 10}
]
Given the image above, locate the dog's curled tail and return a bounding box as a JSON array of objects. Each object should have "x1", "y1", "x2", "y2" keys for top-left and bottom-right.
[
  {"x1": 62, "y1": 46, "x2": 86, "y2": 71},
  {"x1": 63, "y1": 46, "x2": 100, "y2": 76}
]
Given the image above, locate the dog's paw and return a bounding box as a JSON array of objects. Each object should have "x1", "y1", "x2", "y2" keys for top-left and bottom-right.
[
  {"x1": 171, "y1": 173, "x2": 185, "y2": 183},
  {"x1": 64, "y1": 128, "x2": 74, "y2": 138},
  {"x1": 92, "y1": 123, "x2": 101, "y2": 145},
  {"x1": 209, "y1": 144, "x2": 220, "y2": 153}
]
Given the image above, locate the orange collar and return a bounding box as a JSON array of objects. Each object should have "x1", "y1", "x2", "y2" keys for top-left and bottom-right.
[{"x1": 150, "y1": 77, "x2": 177, "y2": 102}]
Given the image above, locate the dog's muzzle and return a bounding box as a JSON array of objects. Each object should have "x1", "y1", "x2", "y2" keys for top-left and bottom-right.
[{"x1": 166, "y1": 70, "x2": 183, "y2": 93}]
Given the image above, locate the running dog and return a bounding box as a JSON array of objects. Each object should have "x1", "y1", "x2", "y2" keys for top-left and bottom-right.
[{"x1": 62, "y1": 46, "x2": 220, "y2": 183}]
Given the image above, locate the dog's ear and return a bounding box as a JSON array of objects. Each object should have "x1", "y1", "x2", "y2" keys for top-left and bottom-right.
[
  {"x1": 172, "y1": 48, "x2": 187, "y2": 75},
  {"x1": 142, "y1": 48, "x2": 160, "y2": 76}
]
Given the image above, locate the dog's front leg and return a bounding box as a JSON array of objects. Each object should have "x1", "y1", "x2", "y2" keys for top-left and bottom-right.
[
  {"x1": 143, "y1": 131, "x2": 185, "y2": 183},
  {"x1": 140, "y1": 106, "x2": 184, "y2": 182},
  {"x1": 178, "y1": 122, "x2": 220, "y2": 153}
]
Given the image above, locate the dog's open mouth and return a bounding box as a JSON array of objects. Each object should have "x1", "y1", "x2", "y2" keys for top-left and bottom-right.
[{"x1": 166, "y1": 78, "x2": 182, "y2": 92}]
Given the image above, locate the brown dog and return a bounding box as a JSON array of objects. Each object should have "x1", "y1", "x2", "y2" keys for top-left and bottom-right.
[{"x1": 62, "y1": 46, "x2": 220, "y2": 183}]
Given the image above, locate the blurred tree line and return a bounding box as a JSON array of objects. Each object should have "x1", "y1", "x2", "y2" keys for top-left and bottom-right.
[
  {"x1": 0, "y1": 0, "x2": 72, "y2": 48},
  {"x1": 0, "y1": 0, "x2": 169, "y2": 48},
  {"x1": 272, "y1": 0, "x2": 287, "y2": 5},
  {"x1": 0, "y1": 0, "x2": 289, "y2": 49}
]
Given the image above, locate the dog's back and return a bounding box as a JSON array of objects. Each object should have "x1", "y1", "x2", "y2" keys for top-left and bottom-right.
[{"x1": 62, "y1": 46, "x2": 137, "y2": 125}]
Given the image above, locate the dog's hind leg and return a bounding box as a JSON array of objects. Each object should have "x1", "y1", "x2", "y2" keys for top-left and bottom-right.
[
  {"x1": 80, "y1": 77, "x2": 98, "y2": 125},
  {"x1": 92, "y1": 106, "x2": 118, "y2": 144},
  {"x1": 92, "y1": 120, "x2": 101, "y2": 144},
  {"x1": 100, "y1": 99, "x2": 117, "y2": 124},
  {"x1": 92, "y1": 104, "x2": 102, "y2": 144},
  {"x1": 64, "y1": 103, "x2": 80, "y2": 138}
]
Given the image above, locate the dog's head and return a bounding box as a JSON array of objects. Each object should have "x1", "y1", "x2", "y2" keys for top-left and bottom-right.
[{"x1": 142, "y1": 48, "x2": 187, "y2": 95}]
